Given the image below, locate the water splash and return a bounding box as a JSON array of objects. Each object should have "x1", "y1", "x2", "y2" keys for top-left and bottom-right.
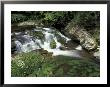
[{"x1": 12, "y1": 28, "x2": 81, "y2": 58}]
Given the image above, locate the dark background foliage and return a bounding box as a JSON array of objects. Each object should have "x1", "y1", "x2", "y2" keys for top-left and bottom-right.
[{"x1": 11, "y1": 11, "x2": 100, "y2": 31}]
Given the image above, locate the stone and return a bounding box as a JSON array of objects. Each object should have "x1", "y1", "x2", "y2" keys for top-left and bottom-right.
[
  {"x1": 93, "y1": 51, "x2": 100, "y2": 59},
  {"x1": 64, "y1": 21, "x2": 97, "y2": 51},
  {"x1": 11, "y1": 41, "x2": 16, "y2": 54}
]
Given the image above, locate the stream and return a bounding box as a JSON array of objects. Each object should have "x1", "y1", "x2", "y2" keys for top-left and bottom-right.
[{"x1": 11, "y1": 27, "x2": 97, "y2": 60}]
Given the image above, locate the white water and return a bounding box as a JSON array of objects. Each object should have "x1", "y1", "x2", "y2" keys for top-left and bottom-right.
[
  {"x1": 12, "y1": 28, "x2": 82, "y2": 58},
  {"x1": 75, "y1": 45, "x2": 82, "y2": 51}
]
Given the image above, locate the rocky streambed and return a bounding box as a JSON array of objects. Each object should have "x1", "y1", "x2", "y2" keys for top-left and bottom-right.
[{"x1": 11, "y1": 26, "x2": 99, "y2": 63}]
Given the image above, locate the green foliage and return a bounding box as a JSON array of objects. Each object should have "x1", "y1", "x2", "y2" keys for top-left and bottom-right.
[
  {"x1": 50, "y1": 39, "x2": 56, "y2": 49},
  {"x1": 11, "y1": 11, "x2": 100, "y2": 32},
  {"x1": 73, "y1": 11, "x2": 100, "y2": 29},
  {"x1": 11, "y1": 14, "x2": 27, "y2": 23},
  {"x1": 11, "y1": 11, "x2": 100, "y2": 29},
  {"x1": 11, "y1": 52, "x2": 44, "y2": 77},
  {"x1": 66, "y1": 60, "x2": 100, "y2": 77},
  {"x1": 11, "y1": 52, "x2": 100, "y2": 77},
  {"x1": 42, "y1": 11, "x2": 75, "y2": 29},
  {"x1": 35, "y1": 63, "x2": 55, "y2": 77},
  {"x1": 43, "y1": 12, "x2": 65, "y2": 22},
  {"x1": 11, "y1": 11, "x2": 74, "y2": 28},
  {"x1": 53, "y1": 56, "x2": 100, "y2": 77}
]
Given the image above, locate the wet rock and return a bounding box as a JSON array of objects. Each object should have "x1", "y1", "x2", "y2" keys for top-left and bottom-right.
[
  {"x1": 11, "y1": 41, "x2": 16, "y2": 54},
  {"x1": 75, "y1": 45, "x2": 82, "y2": 51},
  {"x1": 11, "y1": 20, "x2": 44, "y2": 32},
  {"x1": 59, "y1": 46, "x2": 67, "y2": 50},
  {"x1": 39, "y1": 49, "x2": 53, "y2": 58},
  {"x1": 64, "y1": 21, "x2": 97, "y2": 51},
  {"x1": 93, "y1": 51, "x2": 100, "y2": 59},
  {"x1": 41, "y1": 50, "x2": 49, "y2": 54},
  {"x1": 11, "y1": 25, "x2": 35, "y2": 32},
  {"x1": 18, "y1": 20, "x2": 44, "y2": 27}
]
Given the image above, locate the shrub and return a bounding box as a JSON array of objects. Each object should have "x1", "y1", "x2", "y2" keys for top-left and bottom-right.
[
  {"x1": 11, "y1": 14, "x2": 27, "y2": 23},
  {"x1": 11, "y1": 51, "x2": 44, "y2": 77},
  {"x1": 73, "y1": 11, "x2": 100, "y2": 29}
]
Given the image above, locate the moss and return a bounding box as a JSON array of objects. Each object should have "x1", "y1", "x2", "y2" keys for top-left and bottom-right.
[
  {"x1": 29, "y1": 31, "x2": 45, "y2": 40},
  {"x1": 50, "y1": 39, "x2": 56, "y2": 49},
  {"x1": 56, "y1": 34, "x2": 66, "y2": 45},
  {"x1": 58, "y1": 37, "x2": 66, "y2": 45},
  {"x1": 54, "y1": 31, "x2": 66, "y2": 45},
  {"x1": 35, "y1": 31, "x2": 44, "y2": 39}
]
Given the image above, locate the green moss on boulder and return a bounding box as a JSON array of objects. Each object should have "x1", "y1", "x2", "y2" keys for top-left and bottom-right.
[
  {"x1": 29, "y1": 31, "x2": 44, "y2": 40},
  {"x1": 50, "y1": 39, "x2": 56, "y2": 49}
]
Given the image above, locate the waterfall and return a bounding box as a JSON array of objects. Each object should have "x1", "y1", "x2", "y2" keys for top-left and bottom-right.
[{"x1": 12, "y1": 28, "x2": 83, "y2": 58}]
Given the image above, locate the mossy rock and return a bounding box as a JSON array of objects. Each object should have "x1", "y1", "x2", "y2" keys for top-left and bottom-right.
[
  {"x1": 29, "y1": 31, "x2": 45, "y2": 40},
  {"x1": 58, "y1": 37, "x2": 66, "y2": 45},
  {"x1": 50, "y1": 39, "x2": 56, "y2": 49},
  {"x1": 54, "y1": 31, "x2": 66, "y2": 45},
  {"x1": 34, "y1": 31, "x2": 44, "y2": 39},
  {"x1": 56, "y1": 34, "x2": 66, "y2": 45}
]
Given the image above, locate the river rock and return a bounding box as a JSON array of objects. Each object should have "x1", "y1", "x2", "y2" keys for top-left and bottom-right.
[
  {"x1": 11, "y1": 41, "x2": 16, "y2": 54},
  {"x1": 64, "y1": 21, "x2": 97, "y2": 51},
  {"x1": 11, "y1": 20, "x2": 44, "y2": 32},
  {"x1": 59, "y1": 46, "x2": 68, "y2": 50},
  {"x1": 93, "y1": 51, "x2": 100, "y2": 59},
  {"x1": 18, "y1": 20, "x2": 44, "y2": 27}
]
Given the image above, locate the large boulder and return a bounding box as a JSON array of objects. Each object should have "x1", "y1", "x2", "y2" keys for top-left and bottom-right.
[{"x1": 64, "y1": 21, "x2": 97, "y2": 51}]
